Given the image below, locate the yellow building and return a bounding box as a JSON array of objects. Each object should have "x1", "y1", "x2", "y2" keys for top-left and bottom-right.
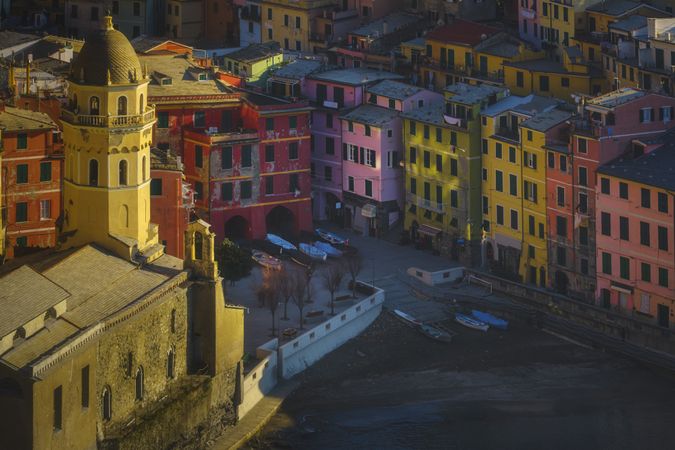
[
  {"x1": 480, "y1": 93, "x2": 561, "y2": 281},
  {"x1": 61, "y1": 15, "x2": 160, "y2": 261},
  {"x1": 261, "y1": 0, "x2": 336, "y2": 54},
  {"x1": 503, "y1": 46, "x2": 607, "y2": 100},
  {"x1": 222, "y1": 41, "x2": 283, "y2": 82},
  {"x1": 585, "y1": 1, "x2": 669, "y2": 34},
  {"x1": 0, "y1": 127, "x2": 3, "y2": 261},
  {"x1": 403, "y1": 83, "x2": 507, "y2": 265}
]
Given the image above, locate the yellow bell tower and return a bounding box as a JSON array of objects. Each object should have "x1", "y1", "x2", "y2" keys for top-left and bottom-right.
[{"x1": 61, "y1": 14, "x2": 160, "y2": 261}]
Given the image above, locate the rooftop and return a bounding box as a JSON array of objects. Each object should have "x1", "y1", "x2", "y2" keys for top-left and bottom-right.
[
  {"x1": 350, "y1": 12, "x2": 420, "y2": 37},
  {"x1": 475, "y1": 36, "x2": 522, "y2": 58},
  {"x1": 520, "y1": 108, "x2": 573, "y2": 132},
  {"x1": 586, "y1": 87, "x2": 645, "y2": 108},
  {"x1": 586, "y1": 0, "x2": 663, "y2": 16},
  {"x1": 426, "y1": 20, "x2": 500, "y2": 46},
  {"x1": 367, "y1": 80, "x2": 424, "y2": 100},
  {"x1": 504, "y1": 58, "x2": 602, "y2": 77},
  {"x1": 482, "y1": 94, "x2": 559, "y2": 117},
  {"x1": 0, "y1": 106, "x2": 58, "y2": 132},
  {"x1": 0, "y1": 30, "x2": 41, "y2": 51},
  {"x1": 340, "y1": 104, "x2": 400, "y2": 127},
  {"x1": 402, "y1": 37, "x2": 426, "y2": 49},
  {"x1": 401, "y1": 102, "x2": 447, "y2": 127},
  {"x1": 223, "y1": 41, "x2": 281, "y2": 63},
  {"x1": 141, "y1": 54, "x2": 234, "y2": 98},
  {"x1": 271, "y1": 59, "x2": 323, "y2": 80},
  {"x1": 151, "y1": 147, "x2": 182, "y2": 171},
  {"x1": 610, "y1": 14, "x2": 648, "y2": 33},
  {"x1": 130, "y1": 36, "x2": 192, "y2": 54},
  {"x1": 308, "y1": 68, "x2": 403, "y2": 86},
  {"x1": 598, "y1": 141, "x2": 675, "y2": 190},
  {"x1": 444, "y1": 82, "x2": 505, "y2": 105}
]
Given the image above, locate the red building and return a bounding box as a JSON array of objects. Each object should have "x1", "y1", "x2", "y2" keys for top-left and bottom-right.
[
  {"x1": 183, "y1": 91, "x2": 313, "y2": 243},
  {"x1": 150, "y1": 147, "x2": 193, "y2": 259},
  {"x1": 0, "y1": 105, "x2": 61, "y2": 259},
  {"x1": 546, "y1": 89, "x2": 675, "y2": 302}
]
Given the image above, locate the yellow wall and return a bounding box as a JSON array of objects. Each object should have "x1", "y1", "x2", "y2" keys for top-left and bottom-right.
[
  {"x1": 0, "y1": 128, "x2": 3, "y2": 259},
  {"x1": 262, "y1": 0, "x2": 323, "y2": 53},
  {"x1": 539, "y1": 1, "x2": 576, "y2": 46},
  {"x1": 223, "y1": 53, "x2": 283, "y2": 82},
  {"x1": 503, "y1": 64, "x2": 605, "y2": 99}
]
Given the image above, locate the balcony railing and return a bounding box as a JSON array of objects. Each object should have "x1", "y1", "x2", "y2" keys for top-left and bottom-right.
[
  {"x1": 494, "y1": 127, "x2": 520, "y2": 142},
  {"x1": 406, "y1": 193, "x2": 444, "y2": 213},
  {"x1": 62, "y1": 107, "x2": 155, "y2": 128}
]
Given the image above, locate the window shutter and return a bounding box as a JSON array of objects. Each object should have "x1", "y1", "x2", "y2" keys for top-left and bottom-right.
[
  {"x1": 660, "y1": 106, "x2": 664, "y2": 121},
  {"x1": 533, "y1": 183, "x2": 537, "y2": 202},
  {"x1": 359, "y1": 147, "x2": 364, "y2": 165},
  {"x1": 343, "y1": 143, "x2": 348, "y2": 160},
  {"x1": 372, "y1": 151, "x2": 376, "y2": 168},
  {"x1": 639, "y1": 109, "x2": 644, "y2": 122}
]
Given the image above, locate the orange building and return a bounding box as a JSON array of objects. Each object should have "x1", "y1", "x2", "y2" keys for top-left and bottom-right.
[{"x1": 0, "y1": 105, "x2": 62, "y2": 259}]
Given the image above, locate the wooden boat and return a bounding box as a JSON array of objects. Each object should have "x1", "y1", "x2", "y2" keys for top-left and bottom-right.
[
  {"x1": 455, "y1": 313, "x2": 489, "y2": 332},
  {"x1": 393, "y1": 309, "x2": 422, "y2": 328},
  {"x1": 471, "y1": 310, "x2": 508, "y2": 330},
  {"x1": 266, "y1": 233, "x2": 297, "y2": 251},
  {"x1": 314, "y1": 241, "x2": 343, "y2": 258},
  {"x1": 315, "y1": 228, "x2": 348, "y2": 245},
  {"x1": 419, "y1": 324, "x2": 454, "y2": 343},
  {"x1": 251, "y1": 250, "x2": 282, "y2": 270},
  {"x1": 299, "y1": 243, "x2": 327, "y2": 261}
]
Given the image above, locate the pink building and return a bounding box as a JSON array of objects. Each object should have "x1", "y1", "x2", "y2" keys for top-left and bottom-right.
[
  {"x1": 340, "y1": 80, "x2": 443, "y2": 236},
  {"x1": 595, "y1": 141, "x2": 675, "y2": 329},
  {"x1": 304, "y1": 69, "x2": 403, "y2": 222},
  {"x1": 548, "y1": 89, "x2": 675, "y2": 301}
]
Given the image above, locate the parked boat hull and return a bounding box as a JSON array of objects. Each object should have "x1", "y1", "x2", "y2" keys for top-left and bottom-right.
[{"x1": 455, "y1": 314, "x2": 489, "y2": 332}]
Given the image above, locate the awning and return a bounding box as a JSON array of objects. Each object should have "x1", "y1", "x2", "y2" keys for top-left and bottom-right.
[
  {"x1": 611, "y1": 282, "x2": 633, "y2": 294},
  {"x1": 361, "y1": 204, "x2": 377, "y2": 218},
  {"x1": 417, "y1": 224, "x2": 442, "y2": 237}
]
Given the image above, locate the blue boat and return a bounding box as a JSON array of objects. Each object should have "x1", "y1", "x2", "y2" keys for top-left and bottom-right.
[
  {"x1": 266, "y1": 233, "x2": 297, "y2": 251},
  {"x1": 315, "y1": 228, "x2": 348, "y2": 245},
  {"x1": 314, "y1": 241, "x2": 343, "y2": 258},
  {"x1": 299, "y1": 243, "x2": 327, "y2": 261},
  {"x1": 471, "y1": 310, "x2": 508, "y2": 330},
  {"x1": 455, "y1": 313, "x2": 489, "y2": 332}
]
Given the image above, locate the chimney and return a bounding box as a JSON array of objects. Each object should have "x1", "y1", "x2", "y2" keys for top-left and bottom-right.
[
  {"x1": 648, "y1": 18, "x2": 656, "y2": 39},
  {"x1": 383, "y1": 20, "x2": 388, "y2": 35}
]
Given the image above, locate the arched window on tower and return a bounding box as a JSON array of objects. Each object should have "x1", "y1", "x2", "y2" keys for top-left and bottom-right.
[
  {"x1": 118, "y1": 96, "x2": 127, "y2": 115},
  {"x1": 142, "y1": 156, "x2": 147, "y2": 181},
  {"x1": 194, "y1": 232, "x2": 203, "y2": 259},
  {"x1": 102, "y1": 387, "x2": 112, "y2": 421},
  {"x1": 167, "y1": 347, "x2": 175, "y2": 379},
  {"x1": 89, "y1": 159, "x2": 98, "y2": 187},
  {"x1": 89, "y1": 96, "x2": 99, "y2": 115},
  {"x1": 139, "y1": 94, "x2": 144, "y2": 113},
  {"x1": 135, "y1": 367, "x2": 144, "y2": 401},
  {"x1": 119, "y1": 160, "x2": 128, "y2": 186}
]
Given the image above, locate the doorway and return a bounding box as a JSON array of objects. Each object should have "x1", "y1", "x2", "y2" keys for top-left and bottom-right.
[{"x1": 657, "y1": 304, "x2": 670, "y2": 328}]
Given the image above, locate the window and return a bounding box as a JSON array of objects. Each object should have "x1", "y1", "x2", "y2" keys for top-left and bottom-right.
[
  {"x1": 548, "y1": 152, "x2": 555, "y2": 169},
  {"x1": 483, "y1": 196, "x2": 489, "y2": 215},
  {"x1": 387, "y1": 129, "x2": 393, "y2": 138},
  {"x1": 267, "y1": 8, "x2": 272, "y2": 19},
  {"x1": 450, "y1": 131, "x2": 457, "y2": 146},
  {"x1": 71, "y1": 4, "x2": 78, "y2": 18},
  {"x1": 451, "y1": 190, "x2": 458, "y2": 208},
  {"x1": 516, "y1": 71, "x2": 524, "y2": 88},
  {"x1": 619, "y1": 216, "x2": 629, "y2": 241},
  {"x1": 528, "y1": 215, "x2": 535, "y2": 235},
  {"x1": 284, "y1": 14, "x2": 289, "y2": 26},
  {"x1": 157, "y1": 111, "x2": 169, "y2": 128},
  {"x1": 265, "y1": 145, "x2": 275, "y2": 162},
  {"x1": 135, "y1": 368, "x2": 144, "y2": 401},
  {"x1": 194, "y1": 182, "x2": 203, "y2": 200},
  {"x1": 658, "y1": 226, "x2": 668, "y2": 251},
  {"x1": 495, "y1": 170, "x2": 503, "y2": 192},
  {"x1": 240, "y1": 181, "x2": 252, "y2": 199},
  {"x1": 194, "y1": 146, "x2": 203, "y2": 168},
  {"x1": 659, "y1": 268, "x2": 669, "y2": 287},
  {"x1": 348, "y1": 176, "x2": 354, "y2": 192},
  {"x1": 436, "y1": 154, "x2": 443, "y2": 172},
  {"x1": 365, "y1": 179, "x2": 373, "y2": 197},
  {"x1": 527, "y1": 130, "x2": 533, "y2": 141},
  {"x1": 601, "y1": 212, "x2": 611, "y2": 236},
  {"x1": 579, "y1": 192, "x2": 588, "y2": 213},
  {"x1": 619, "y1": 182, "x2": 628, "y2": 199},
  {"x1": 578, "y1": 138, "x2": 587, "y2": 153},
  {"x1": 410, "y1": 178, "x2": 417, "y2": 195},
  {"x1": 289, "y1": 142, "x2": 299, "y2": 160},
  {"x1": 289, "y1": 116, "x2": 297, "y2": 130},
  {"x1": 578, "y1": 167, "x2": 587, "y2": 186},
  {"x1": 221, "y1": 183, "x2": 233, "y2": 201},
  {"x1": 496, "y1": 205, "x2": 504, "y2": 225},
  {"x1": 333, "y1": 87, "x2": 344, "y2": 107},
  {"x1": 482, "y1": 168, "x2": 487, "y2": 181},
  {"x1": 89, "y1": 160, "x2": 98, "y2": 186},
  {"x1": 602, "y1": 252, "x2": 612, "y2": 274},
  {"x1": 580, "y1": 258, "x2": 589, "y2": 275},
  {"x1": 539, "y1": 75, "x2": 549, "y2": 92},
  {"x1": 266, "y1": 118, "x2": 274, "y2": 131},
  {"x1": 639, "y1": 107, "x2": 653, "y2": 123},
  {"x1": 150, "y1": 178, "x2": 163, "y2": 196},
  {"x1": 641, "y1": 263, "x2": 651, "y2": 282},
  {"x1": 600, "y1": 177, "x2": 610, "y2": 194},
  {"x1": 133, "y1": 1, "x2": 140, "y2": 15},
  {"x1": 366, "y1": 149, "x2": 376, "y2": 168},
  {"x1": 509, "y1": 174, "x2": 517, "y2": 196},
  {"x1": 435, "y1": 128, "x2": 443, "y2": 143},
  {"x1": 118, "y1": 160, "x2": 128, "y2": 185},
  {"x1": 117, "y1": 96, "x2": 127, "y2": 115},
  {"x1": 556, "y1": 216, "x2": 567, "y2": 237},
  {"x1": 194, "y1": 111, "x2": 205, "y2": 128},
  {"x1": 295, "y1": 16, "x2": 301, "y2": 28},
  {"x1": 81, "y1": 365, "x2": 90, "y2": 408},
  {"x1": 348, "y1": 121, "x2": 354, "y2": 132},
  {"x1": 15, "y1": 202, "x2": 27, "y2": 223},
  {"x1": 423, "y1": 125, "x2": 430, "y2": 140},
  {"x1": 40, "y1": 199, "x2": 51, "y2": 220},
  {"x1": 17, "y1": 133, "x2": 27, "y2": 149},
  {"x1": 289, "y1": 174, "x2": 299, "y2": 193},
  {"x1": 265, "y1": 176, "x2": 274, "y2": 195},
  {"x1": 242, "y1": 145, "x2": 252, "y2": 167},
  {"x1": 510, "y1": 209, "x2": 518, "y2": 230},
  {"x1": 450, "y1": 158, "x2": 458, "y2": 176},
  {"x1": 90, "y1": 6, "x2": 98, "y2": 20},
  {"x1": 142, "y1": 156, "x2": 147, "y2": 181},
  {"x1": 423, "y1": 151, "x2": 430, "y2": 168},
  {"x1": 557, "y1": 186, "x2": 565, "y2": 206},
  {"x1": 316, "y1": 84, "x2": 327, "y2": 103},
  {"x1": 388, "y1": 98, "x2": 395, "y2": 109},
  {"x1": 640, "y1": 221, "x2": 650, "y2": 246},
  {"x1": 658, "y1": 192, "x2": 668, "y2": 213},
  {"x1": 167, "y1": 348, "x2": 175, "y2": 379},
  {"x1": 326, "y1": 113, "x2": 333, "y2": 128},
  {"x1": 221, "y1": 146, "x2": 233, "y2": 169},
  {"x1": 53, "y1": 385, "x2": 62, "y2": 430},
  {"x1": 620, "y1": 257, "x2": 630, "y2": 280},
  {"x1": 324, "y1": 166, "x2": 332, "y2": 182},
  {"x1": 495, "y1": 143, "x2": 502, "y2": 159},
  {"x1": 482, "y1": 139, "x2": 488, "y2": 154},
  {"x1": 561, "y1": 77, "x2": 569, "y2": 87},
  {"x1": 579, "y1": 226, "x2": 588, "y2": 245},
  {"x1": 509, "y1": 146, "x2": 516, "y2": 163},
  {"x1": 539, "y1": 223, "x2": 545, "y2": 239},
  {"x1": 641, "y1": 188, "x2": 651, "y2": 208},
  {"x1": 16, "y1": 164, "x2": 28, "y2": 184},
  {"x1": 559, "y1": 155, "x2": 567, "y2": 172}
]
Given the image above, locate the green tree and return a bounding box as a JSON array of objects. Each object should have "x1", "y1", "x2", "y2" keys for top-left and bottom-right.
[{"x1": 219, "y1": 239, "x2": 253, "y2": 285}]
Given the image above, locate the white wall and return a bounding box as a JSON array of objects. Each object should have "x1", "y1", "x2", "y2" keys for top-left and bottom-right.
[
  {"x1": 238, "y1": 338, "x2": 278, "y2": 419},
  {"x1": 407, "y1": 266, "x2": 465, "y2": 286}
]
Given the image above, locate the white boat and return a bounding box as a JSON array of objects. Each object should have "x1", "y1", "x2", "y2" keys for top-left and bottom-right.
[
  {"x1": 455, "y1": 313, "x2": 489, "y2": 332},
  {"x1": 314, "y1": 241, "x2": 343, "y2": 258},
  {"x1": 299, "y1": 243, "x2": 327, "y2": 261},
  {"x1": 251, "y1": 250, "x2": 282, "y2": 270},
  {"x1": 393, "y1": 309, "x2": 422, "y2": 328},
  {"x1": 266, "y1": 233, "x2": 297, "y2": 251},
  {"x1": 315, "y1": 228, "x2": 348, "y2": 245}
]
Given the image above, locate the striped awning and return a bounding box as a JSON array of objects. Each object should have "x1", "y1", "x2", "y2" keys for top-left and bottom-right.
[{"x1": 417, "y1": 224, "x2": 442, "y2": 237}]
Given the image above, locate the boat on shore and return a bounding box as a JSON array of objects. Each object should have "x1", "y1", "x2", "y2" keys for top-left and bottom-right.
[
  {"x1": 266, "y1": 233, "x2": 297, "y2": 251},
  {"x1": 316, "y1": 228, "x2": 348, "y2": 245},
  {"x1": 314, "y1": 241, "x2": 343, "y2": 258},
  {"x1": 251, "y1": 250, "x2": 282, "y2": 270},
  {"x1": 455, "y1": 313, "x2": 489, "y2": 332},
  {"x1": 471, "y1": 310, "x2": 508, "y2": 330},
  {"x1": 393, "y1": 309, "x2": 422, "y2": 328},
  {"x1": 419, "y1": 324, "x2": 454, "y2": 343},
  {"x1": 299, "y1": 243, "x2": 327, "y2": 261}
]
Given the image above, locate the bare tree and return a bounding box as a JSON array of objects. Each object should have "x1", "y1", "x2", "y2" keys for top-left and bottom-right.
[
  {"x1": 322, "y1": 262, "x2": 346, "y2": 315},
  {"x1": 304, "y1": 262, "x2": 316, "y2": 304},
  {"x1": 277, "y1": 267, "x2": 294, "y2": 320},
  {"x1": 291, "y1": 269, "x2": 308, "y2": 329},
  {"x1": 257, "y1": 269, "x2": 280, "y2": 336},
  {"x1": 345, "y1": 253, "x2": 363, "y2": 298}
]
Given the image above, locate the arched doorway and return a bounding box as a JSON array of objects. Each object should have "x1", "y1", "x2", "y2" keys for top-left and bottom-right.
[
  {"x1": 555, "y1": 271, "x2": 569, "y2": 295},
  {"x1": 224, "y1": 215, "x2": 250, "y2": 241},
  {"x1": 325, "y1": 192, "x2": 341, "y2": 224},
  {"x1": 266, "y1": 206, "x2": 295, "y2": 237}
]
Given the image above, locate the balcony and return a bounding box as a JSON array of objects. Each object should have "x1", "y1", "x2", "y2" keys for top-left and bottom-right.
[
  {"x1": 184, "y1": 127, "x2": 259, "y2": 145},
  {"x1": 406, "y1": 193, "x2": 444, "y2": 214},
  {"x1": 494, "y1": 127, "x2": 520, "y2": 142},
  {"x1": 61, "y1": 107, "x2": 155, "y2": 128}
]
